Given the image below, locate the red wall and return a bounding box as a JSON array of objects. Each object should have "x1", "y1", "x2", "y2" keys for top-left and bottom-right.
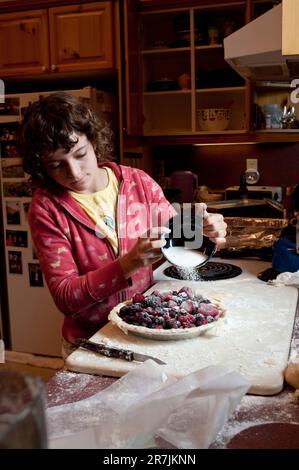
[{"x1": 154, "y1": 142, "x2": 299, "y2": 189}]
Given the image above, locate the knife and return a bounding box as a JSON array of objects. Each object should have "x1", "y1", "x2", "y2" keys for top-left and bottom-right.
[{"x1": 77, "y1": 338, "x2": 166, "y2": 365}]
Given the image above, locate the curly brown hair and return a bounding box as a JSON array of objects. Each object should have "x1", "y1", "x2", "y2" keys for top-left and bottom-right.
[{"x1": 18, "y1": 91, "x2": 115, "y2": 187}]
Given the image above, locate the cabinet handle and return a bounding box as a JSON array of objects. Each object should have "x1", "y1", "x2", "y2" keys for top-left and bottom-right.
[{"x1": 51, "y1": 64, "x2": 57, "y2": 72}]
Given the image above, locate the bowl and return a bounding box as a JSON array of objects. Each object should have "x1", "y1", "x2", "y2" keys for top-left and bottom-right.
[
  {"x1": 161, "y1": 213, "x2": 217, "y2": 269},
  {"x1": 197, "y1": 108, "x2": 231, "y2": 131}
]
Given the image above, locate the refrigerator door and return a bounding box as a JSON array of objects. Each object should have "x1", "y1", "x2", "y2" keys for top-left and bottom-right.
[{"x1": 0, "y1": 87, "x2": 115, "y2": 356}]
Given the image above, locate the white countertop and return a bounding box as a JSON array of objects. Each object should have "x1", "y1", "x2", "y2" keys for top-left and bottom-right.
[{"x1": 153, "y1": 257, "x2": 272, "y2": 283}]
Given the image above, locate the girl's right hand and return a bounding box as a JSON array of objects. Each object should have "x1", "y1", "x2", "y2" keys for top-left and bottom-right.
[{"x1": 119, "y1": 226, "x2": 170, "y2": 279}]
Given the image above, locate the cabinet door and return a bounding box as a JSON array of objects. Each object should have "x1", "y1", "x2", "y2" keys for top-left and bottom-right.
[
  {"x1": 49, "y1": 2, "x2": 114, "y2": 73},
  {"x1": 123, "y1": 0, "x2": 143, "y2": 136},
  {"x1": 0, "y1": 10, "x2": 49, "y2": 77}
]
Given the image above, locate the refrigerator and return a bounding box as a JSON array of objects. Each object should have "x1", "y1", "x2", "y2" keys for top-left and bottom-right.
[{"x1": 0, "y1": 87, "x2": 115, "y2": 356}]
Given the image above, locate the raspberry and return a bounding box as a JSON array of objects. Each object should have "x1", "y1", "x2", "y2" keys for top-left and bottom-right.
[
  {"x1": 180, "y1": 300, "x2": 194, "y2": 313},
  {"x1": 159, "y1": 290, "x2": 173, "y2": 301},
  {"x1": 133, "y1": 293, "x2": 144, "y2": 303},
  {"x1": 178, "y1": 286, "x2": 194, "y2": 299},
  {"x1": 167, "y1": 299, "x2": 178, "y2": 308}
]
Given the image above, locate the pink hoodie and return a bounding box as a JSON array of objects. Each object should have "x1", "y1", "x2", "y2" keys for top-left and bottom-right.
[{"x1": 29, "y1": 162, "x2": 176, "y2": 344}]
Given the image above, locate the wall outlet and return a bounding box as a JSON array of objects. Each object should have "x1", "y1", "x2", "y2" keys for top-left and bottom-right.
[{"x1": 246, "y1": 158, "x2": 258, "y2": 171}]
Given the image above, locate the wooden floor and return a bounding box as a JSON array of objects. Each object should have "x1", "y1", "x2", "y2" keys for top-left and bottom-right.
[{"x1": 1, "y1": 361, "x2": 58, "y2": 382}]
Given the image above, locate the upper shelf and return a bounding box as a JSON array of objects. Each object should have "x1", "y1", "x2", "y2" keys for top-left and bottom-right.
[
  {"x1": 142, "y1": 47, "x2": 190, "y2": 54},
  {"x1": 143, "y1": 130, "x2": 299, "y2": 145}
]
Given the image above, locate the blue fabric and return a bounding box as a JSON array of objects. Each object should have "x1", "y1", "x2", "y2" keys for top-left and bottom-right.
[{"x1": 272, "y1": 237, "x2": 299, "y2": 273}]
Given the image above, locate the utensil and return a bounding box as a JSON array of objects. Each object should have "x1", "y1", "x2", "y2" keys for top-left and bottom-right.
[
  {"x1": 161, "y1": 213, "x2": 217, "y2": 269},
  {"x1": 77, "y1": 338, "x2": 166, "y2": 365}
]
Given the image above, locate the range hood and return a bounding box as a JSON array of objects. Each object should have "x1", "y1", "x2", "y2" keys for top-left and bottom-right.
[{"x1": 224, "y1": 3, "x2": 299, "y2": 82}]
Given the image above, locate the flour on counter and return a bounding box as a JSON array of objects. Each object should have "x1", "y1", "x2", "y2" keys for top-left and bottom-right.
[{"x1": 47, "y1": 371, "x2": 114, "y2": 407}]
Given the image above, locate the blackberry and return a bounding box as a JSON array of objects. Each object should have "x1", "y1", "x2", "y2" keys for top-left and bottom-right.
[
  {"x1": 152, "y1": 307, "x2": 164, "y2": 315},
  {"x1": 164, "y1": 320, "x2": 175, "y2": 329},
  {"x1": 119, "y1": 306, "x2": 132, "y2": 316},
  {"x1": 143, "y1": 295, "x2": 162, "y2": 308},
  {"x1": 129, "y1": 304, "x2": 143, "y2": 313}
]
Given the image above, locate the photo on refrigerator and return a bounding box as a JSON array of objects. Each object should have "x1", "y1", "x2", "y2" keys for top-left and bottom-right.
[{"x1": 5, "y1": 200, "x2": 21, "y2": 225}]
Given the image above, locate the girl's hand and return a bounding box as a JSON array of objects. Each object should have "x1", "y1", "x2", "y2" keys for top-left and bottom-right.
[
  {"x1": 119, "y1": 226, "x2": 170, "y2": 279},
  {"x1": 196, "y1": 203, "x2": 227, "y2": 246}
]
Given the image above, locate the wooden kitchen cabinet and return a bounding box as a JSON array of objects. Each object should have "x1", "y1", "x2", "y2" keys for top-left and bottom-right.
[
  {"x1": 124, "y1": 0, "x2": 298, "y2": 143},
  {"x1": 0, "y1": 2, "x2": 114, "y2": 77},
  {"x1": 0, "y1": 9, "x2": 50, "y2": 76},
  {"x1": 139, "y1": 2, "x2": 247, "y2": 136},
  {"x1": 282, "y1": 0, "x2": 299, "y2": 55},
  {"x1": 49, "y1": 2, "x2": 114, "y2": 73}
]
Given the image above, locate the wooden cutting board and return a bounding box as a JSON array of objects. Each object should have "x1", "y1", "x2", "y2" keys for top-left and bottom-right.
[{"x1": 65, "y1": 280, "x2": 298, "y2": 396}]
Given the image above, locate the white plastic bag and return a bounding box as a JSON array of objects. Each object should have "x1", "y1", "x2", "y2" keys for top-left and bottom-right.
[{"x1": 47, "y1": 360, "x2": 250, "y2": 449}]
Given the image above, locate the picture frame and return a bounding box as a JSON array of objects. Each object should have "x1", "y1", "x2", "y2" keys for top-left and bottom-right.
[
  {"x1": 6, "y1": 229, "x2": 28, "y2": 248},
  {"x1": 5, "y1": 200, "x2": 21, "y2": 225},
  {"x1": 8, "y1": 251, "x2": 22, "y2": 274},
  {"x1": 0, "y1": 124, "x2": 18, "y2": 141},
  {"x1": 28, "y1": 263, "x2": 44, "y2": 287}
]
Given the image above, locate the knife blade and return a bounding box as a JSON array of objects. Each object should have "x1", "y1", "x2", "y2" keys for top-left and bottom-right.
[{"x1": 77, "y1": 338, "x2": 166, "y2": 365}]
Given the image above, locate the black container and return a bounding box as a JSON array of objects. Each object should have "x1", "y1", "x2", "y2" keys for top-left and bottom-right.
[{"x1": 161, "y1": 212, "x2": 217, "y2": 268}]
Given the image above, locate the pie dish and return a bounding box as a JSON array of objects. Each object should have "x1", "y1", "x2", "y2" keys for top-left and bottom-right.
[{"x1": 108, "y1": 288, "x2": 225, "y2": 341}]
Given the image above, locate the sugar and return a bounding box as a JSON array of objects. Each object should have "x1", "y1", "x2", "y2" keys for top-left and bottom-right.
[{"x1": 165, "y1": 246, "x2": 208, "y2": 268}]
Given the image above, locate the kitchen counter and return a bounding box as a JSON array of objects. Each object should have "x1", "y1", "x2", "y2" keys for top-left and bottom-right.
[{"x1": 45, "y1": 258, "x2": 299, "y2": 449}]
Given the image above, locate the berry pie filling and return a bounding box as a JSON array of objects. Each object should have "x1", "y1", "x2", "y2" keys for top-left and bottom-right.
[{"x1": 118, "y1": 286, "x2": 224, "y2": 330}]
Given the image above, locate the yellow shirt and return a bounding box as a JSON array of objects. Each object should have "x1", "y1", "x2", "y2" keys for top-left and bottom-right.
[{"x1": 69, "y1": 167, "x2": 119, "y2": 254}]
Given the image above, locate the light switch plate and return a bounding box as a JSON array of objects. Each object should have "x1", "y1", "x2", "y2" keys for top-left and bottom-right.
[{"x1": 246, "y1": 158, "x2": 258, "y2": 171}]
